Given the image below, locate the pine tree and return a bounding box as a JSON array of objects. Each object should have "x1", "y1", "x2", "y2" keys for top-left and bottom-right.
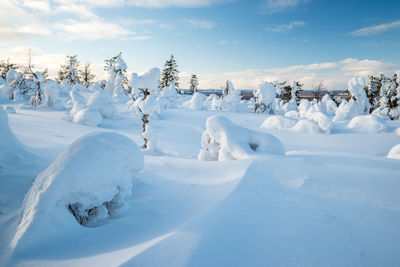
[
  {"x1": 56, "y1": 55, "x2": 80, "y2": 84},
  {"x1": 161, "y1": 55, "x2": 179, "y2": 89},
  {"x1": 0, "y1": 58, "x2": 18, "y2": 79},
  {"x1": 189, "y1": 74, "x2": 198, "y2": 94},
  {"x1": 79, "y1": 63, "x2": 95, "y2": 87}
]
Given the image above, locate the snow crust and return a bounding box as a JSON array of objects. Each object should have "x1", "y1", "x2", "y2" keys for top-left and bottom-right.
[
  {"x1": 11, "y1": 132, "x2": 144, "y2": 252},
  {"x1": 199, "y1": 115, "x2": 285, "y2": 161}
]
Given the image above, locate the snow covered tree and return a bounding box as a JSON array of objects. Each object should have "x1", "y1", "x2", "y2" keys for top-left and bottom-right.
[
  {"x1": 79, "y1": 63, "x2": 95, "y2": 87},
  {"x1": 20, "y1": 49, "x2": 45, "y2": 105},
  {"x1": 189, "y1": 74, "x2": 198, "y2": 94},
  {"x1": 254, "y1": 81, "x2": 276, "y2": 114},
  {"x1": 280, "y1": 80, "x2": 303, "y2": 102},
  {"x1": 365, "y1": 74, "x2": 385, "y2": 112},
  {"x1": 104, "y1": 52, "x2": 129, "y2": 100},
  {"x1": 312, "y1": 80, "x2": 326, "y2": 101},
  {"x1": 56, "y1": 55, "x2": 80, "y2": 85},
  {"x1": 161, "y1": 55, "x2": 179, "y2": 89},
  {"x1": 0, "y1": 58, "x2": 18, "y2": 79}
]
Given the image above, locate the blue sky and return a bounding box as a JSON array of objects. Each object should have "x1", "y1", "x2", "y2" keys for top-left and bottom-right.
[{"x1": 1, "y1": 0, "x2": 400, "y2": 89}]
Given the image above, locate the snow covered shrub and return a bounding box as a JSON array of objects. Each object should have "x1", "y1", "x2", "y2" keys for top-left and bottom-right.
[
  {"x1": 321, "y1": 94, "x2": 338, "y2": 116},
  {"x1": 70, "y1": 89, "x2": 86, "y2": 115},
  {"x1": 43, "y1": 80, "x2": 64, "y2": 109},
  {"x1": 333, "y1": 77, "x2": 370, "y2": 122},
  {"x1": 254, "y1": 81, "x2": 276, "y2": 114},
  {"x1": 308, "y1": 112, "x2": 332, "y2": 134},
  {"x1": 104, "y1": 53, "x2": 129, "y2": 102},
  {"x1": 11, "y1": 132, "x2": 144, "y2": 251},
  {"x1": 290, "y1": 119, "x2": 320, "y2": 134},
  {"x1": 298, "y1": 99, "x2": 310, "y2": 118},
  {"x1": 204, "y1": 94, "x2": 220, "y2": 110},
  {"x1": 158, "y1": 81, "x2": 178, "y2": 109},
  {"x1": 59, "y1": 79, "x2": 72, "y2": 96},
  {"x1": 387, "y1": 144, "x2": 400, "y2": 160},
  {"x1": 199, "y1": 115, "x2": 285, "y2": 161},
  {"x1": 347, "y1": 115, "x2": 389, "y2": 134},
  {"x1": 88, "y1": 82, "x2": 102, "y2": 92},
  {"x1": 221, "y1": 80, "x2": 242, "y2": 111},
  {"x1": 183, "y1": 92, "x2": 206, "y2": 110},
  {"x1": 87, "y1": 89, "x2": 117, "y2": 119},
  {"x1": 73, "y1": 107, "x2": 102, "y2": 126},
  {"x1": 260, "y1": 115, "x2": 298, "y2": 130}
]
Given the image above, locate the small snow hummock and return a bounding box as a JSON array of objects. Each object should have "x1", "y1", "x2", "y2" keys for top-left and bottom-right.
[
  {"x1": 199, "y1": 115, "x2": 285, "y2": 161},
  {"x1": 11, "y1": 132, "x2": 144, "y2": 252},
  {"x1": 87, "y1": 89, "x2": 117, "y2": 119},
  {"x1": 347, "y1": 115, "x2": 389, "y2": 134},
  {"x1": 73, "y1": 107, "x2": 102, "y2": 127},
  {"x1": 261, "y1": 115, "x2": 298, "y2": 130},
  {"x1": 387, "y1": 144, "x2": 400, "y2": 160}
]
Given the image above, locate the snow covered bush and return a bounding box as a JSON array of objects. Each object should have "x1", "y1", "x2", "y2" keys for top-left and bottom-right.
[
  {"x1": 260, "y1": 115, "x2": 298, "y2": 130},
  {"x1": 87, "y1": 89, "x2": 117, "y2": 119},
  {"x1": 333, "y1": 77, "x2": 370, "y2": 122},
  {"x1": 11, "y1": 132, "x2": 144, "y2": 252},
  {"x1": 290, "y1": 119, "x2": 320, "y2": 134},
  {"x1": 308, "y1": 112, "x2": 332, "y2": 134},
  {"x1": 298, "y1": 99, "x2": 311, "y2": 118},
  {"x1": 72, "y1": 83, "x2": 87, "y2": 92},
  {"x1": 221, "y1": 80, "x2": 242, "y2": 112},
  {"x1": 59, "y1": 79, "x2": 72, "y2": 96},
  {"x1": 70, "y1": 89, "x2": 86, "y2": 115},
  {"x1": 347, "y1": 115, "x2": 389, "y2": 134},
  {"x1": 88, "y1": 82, "x2": 102, "y2": 92},
  {"x1": 73, "y1": 107, "x2": 102, "y2": 127},
  {"x1": 104, "y1": 53, "x2": 129, "y2": 102},
  {"x1": 183, "y1": 92, "x2": 206, "y2": 110},
  {"x1": 254, "y1": 81, "x2": 276, "y2": 114},
  {"x1": 158, "y1": 81, "x2": 178, "y2": 109},
  {"x1": 43, "y1": 80, "x2": 64, "y2": 109},
  {"x1": 129, "y1": 68, "x2": 161, "y2": 99},
  {"x1": 199, "y1": 115, "x2": 285, "y2": 161},
  {"x1": 321, "y1": 94, "x2": 337, "y2": 116},
  {"x1": 387, "y1": 144, "x2": 400, "y2": 160}
]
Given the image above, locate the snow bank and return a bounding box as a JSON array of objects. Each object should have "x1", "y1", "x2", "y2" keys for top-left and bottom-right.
[
  {"x1": 183, "y1": 92, "x2": 206, "y2": 110},
  {"x1": 347, "y1": 115, "x2": 389, "y2": 134},
  {"x1": 260, "y1": 115, "x2": 297, "y2": 130},
  {"x1": 387, "y1": 144, "x2": 400, "y2": 160},
  {"x1": 199, "y1": 116, "x2": 285, "y2": 161},
  {"x1": 73, "y1": 108, "x2": 102, "y2": 127},
  {"x1": 11, "y1": 132, "x2": 144, "y2": 252},
  {"x1": 87, "y1": 90, "x2": 117, "y2": 119}
]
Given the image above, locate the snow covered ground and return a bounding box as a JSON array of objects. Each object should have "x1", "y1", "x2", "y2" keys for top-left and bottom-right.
[{"x1": 1, "y1": 96, "x2": 400, "y2": 266}]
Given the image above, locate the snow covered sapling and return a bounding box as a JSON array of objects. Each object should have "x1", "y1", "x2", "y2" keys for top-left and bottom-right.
[
  {"x1": 161, "y1": 54, "x2": 179, "y2": 89},
  {"x1": 21, "y1": 50, "x2": 45, "y2": 106},
  {"x1": 104, "y1": 52, "x2": 129, "y2": 100},
  {"x1": 56, "y1": 55, "x2": 80, "y2": 85},
  {"x1": 189, "y1": 74, "x2": 199, "y2": 94},
  {"x1": 254, "y1": 81, "x2": 276, "y2": 114}
]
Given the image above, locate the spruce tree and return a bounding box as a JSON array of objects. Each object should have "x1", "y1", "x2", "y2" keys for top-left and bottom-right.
[
  {"x1": 79, "y1": 63, "x2": 95, "y2": 87},
  {"x1": 0, "y1": 58, "x2": 18, "y2": 79},
  {"x1": 189, "y1": 74, "x2": 198, "y2": 94},
  {"x1": 56, "y1": 55, "x2": 80, "y2": 84},
  {"x1": 161, "y1": 55, "x2": 179, "y2": 89}
]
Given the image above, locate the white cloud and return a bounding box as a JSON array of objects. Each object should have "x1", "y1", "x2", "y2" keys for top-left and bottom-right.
[
  {"x1": 126, "y1": 0, "x2": 228, "y2": 8},
  {"x1": 268, "y1": 20, "x2": 305, "y2": 32},
  {"x1": 53, "y1": 19, "x2": 136, "y2": 41},
  {"x1": 351, "y1": 20, "x2": 400, "y2": 36},
  {"x1": 179, "y1": 58, "x2": 399, "y2": 90},
  {"x1": 23, "y1": 0, "x2": 52, "y2": 13},
  {"x1": 260, "y1": 0, "x2": 310, "y2": 13},
  {"x1": 184, "y1": 19, "x2": 215, "y2": 29}
]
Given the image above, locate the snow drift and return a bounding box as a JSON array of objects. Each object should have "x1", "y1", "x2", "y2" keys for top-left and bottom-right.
[
  {"x1": 11, "y1": 132, "x2": 144, "y2": 253},
  {"x1": 199, "y1": 115, "x2": 285, "y2": 161},
  {"x1": 347, "y1": 115, "x2": 389, "y2": 134}
]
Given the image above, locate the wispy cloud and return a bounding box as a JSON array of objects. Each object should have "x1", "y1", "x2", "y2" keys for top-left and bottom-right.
[
  {"x1": 184, "y1": 19, "x2": 215, "y2": 29},
  {"x1": 268, "y1": 20, "x2": 306, "y2": 32},
  {"x1": 351, "y1": 20, "x2": 400, "y2": 36},
  {"x1": 260, "y1": 0, "x2": 310, "y2": 13},
  {"x1": 126, "y1": 0, "x2": 228, "y2": 8}
]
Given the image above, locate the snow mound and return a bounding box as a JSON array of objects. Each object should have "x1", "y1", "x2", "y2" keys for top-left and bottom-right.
[
  {"x1": 158, "y1": 82, "x2": 178, "y2": 109},
  {"x1": 308, "y1": 112, "x2": 332, "y2": 134},
  {"x1": 260, "y1": 115, "x2": 297, "y2": 129},
  {"x1": 11, "y1": 132, "x2": 144, "y2": 252},
  {"x1": 290, "y1": 119, "x2": 320, "y2": 134},
  {"x1": 0, "y1": 105, "x2": 29, "y2": 164},
  {"x1": 347, "y1": 115, "x2": 389, "y2": 134},
  {"x1": 87, "y1": 90, "x2": 117, "y2": 119},
  {"x1": 199, "y1": 115, "x2": 285, "y2": 161},
  {"x1": 73, "y1": 107, "x2": 102, "y2": 126},
  {"x1": 387, "y1": 144, "x2": 400, "y2": 160},
  {"x1": 183, "y1": 92, "x2": 206, "y2": 110}
]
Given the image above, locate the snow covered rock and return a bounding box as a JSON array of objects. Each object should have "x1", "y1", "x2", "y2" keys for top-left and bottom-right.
[
  {"x1": 87, "y1": 90, "x2": 117, "y2": 119},
  {"x1": 290, "y1": 119, "x2": 320, "y2": 134},
  {"x1": 183, "y1": 92, "x2": 206, "y2": 110},
  {"x1": 347, "y1": 115, "x2": 389, "y2": 134},
  {"x1": 73, "y1": 107, "x2": 102, "y2": 126},
  {"x1": 261, "y1": 115, "x2": 298, "y2": 130},
  {"x1": 387, "y1": 144, "x2": 400, "y2": 160},
  {"x1": 11, "y1": 132, "x2": 144, "y2": 252},
  {"x1": 199, "y1": 116, "x2": 285, "y2": 161}
]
